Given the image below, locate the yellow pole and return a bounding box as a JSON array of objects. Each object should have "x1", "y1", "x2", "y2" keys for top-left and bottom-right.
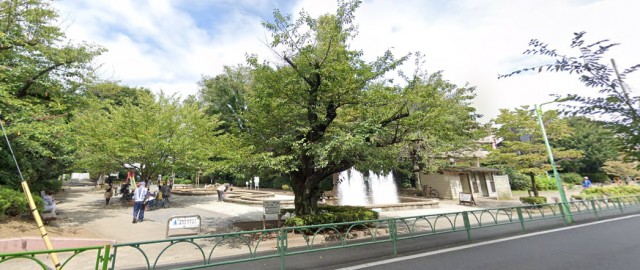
[
  {"x1": 21, "y1": 182, "x2": 62, "y2": 269},
  {"x1": 1, "y1": 120, "x2": 61, "y2": 269}
]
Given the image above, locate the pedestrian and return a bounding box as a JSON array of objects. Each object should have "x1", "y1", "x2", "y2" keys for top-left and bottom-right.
[
  {"x1": 582, "y1": 176, "x2": 592, "y2": 189},
  {"x1": 216, "y1": 184, "x2": 228, "y2": 202},
  {"x1": 42, "y1": 191, "x2": 57, "y2": 215},
  {"x1": 132, "y1": 182, "x2": 148, "y2": 223},
  {"x1": 104, "y1": 185, "x2": 113, "y2": 205}
]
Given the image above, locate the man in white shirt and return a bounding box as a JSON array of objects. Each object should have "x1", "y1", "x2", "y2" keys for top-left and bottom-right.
[
  {"x1": 132, "y1": 182, "x2": 148, "y2": 223},
  {"x1": 216, "y1": 184, "x2": 228, "y2": 202}
]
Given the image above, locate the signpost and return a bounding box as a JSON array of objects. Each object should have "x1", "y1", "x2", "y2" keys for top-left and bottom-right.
[
  {"x1": 263, "y1": 200, "x2": 280, "y2": 229},
  {"x1": 459, "y1": 192, "x2": 476, "y2": 206},
  {"x1": 166, "y1": 215, "x2": 202, "y2": 238}
]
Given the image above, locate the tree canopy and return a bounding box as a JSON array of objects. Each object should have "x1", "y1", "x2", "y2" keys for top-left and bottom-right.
[
  {"x1": 0, "y1": 0, "x2": 104, "y2": 189},
  {"x1": 484, "y1": 107, "x2": 582, "y2": 175},
  {"x1": 199, "y1": 0, "x2": 479, "y2": 215},
  {"x1": 72, "y1": 89, "x2": 225, "y2": 184}
]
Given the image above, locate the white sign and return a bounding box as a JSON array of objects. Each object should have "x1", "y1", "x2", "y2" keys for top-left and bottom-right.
[
  {"x1": 169, "y1": 216, "x2": 200, "y2": 229},
  {"x1": 263, "y1": 200, "x2": 280, "y2": 215}
]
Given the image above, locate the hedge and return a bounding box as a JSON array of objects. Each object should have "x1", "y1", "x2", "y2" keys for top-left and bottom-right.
[
  {"x1": 284, "y1": 205, "x2": 379, "y2": 229},
  {"x1": 519, "y1": 196, "x2": 548, "y2": 205}
]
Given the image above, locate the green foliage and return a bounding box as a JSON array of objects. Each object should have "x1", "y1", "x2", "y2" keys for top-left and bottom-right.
[
  {"x1": 174, "y1": 178, "x2": 193, "y2": 185},
  {"x1": 72, "y1": 92, "x2": 225, "y2": 183},
  {"x1": 284, "y1": 205, "x2": 379, "y2": 227},
  {"x1": 484, "y1": 107, "x2": 582, "y2": 175},
  {"x1": 519, "y1": 196, "x2": 547, "y2": 205},
  {"x1": 281, "y1": 184, "x2": 290, "y2": 190},
  {"x1": 555, "y1": 117, "x2": 619, "y2": 173},
  {"x1": 0, "y1": 187, "x2": 43, "y2": 219},
  {"x1": 602, "y1": 160, "x2": 640, "y2": 179},
  {"x1": 534, "y1": 176, "x2": 557, "y2": 191},
  {"x1": 505, "y1": 168, "x2": 530, "y2": 190},
  {"x1": 270, "y1": 176, "x2": 291, "y2": 189},
  {"x1": 576, "y1": 186, "x2": 640, "y2": 200},
  {"x1": 582, "y1": 172, "x2": 609, "y2": 183},
  {"x1": 201, "y1": 1, "x2": 479, "y2": 215},
  {"x1": 0, "y1": 0, "x2": 104, "y2": 189},
  {"x1": 560, "y1": 172, "x2": 583, "y2": 185}
]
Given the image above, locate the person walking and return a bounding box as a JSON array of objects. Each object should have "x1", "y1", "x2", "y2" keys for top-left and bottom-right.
[
  {"x1": 216, "y1": 184, "x2": 228, "y2": 202},
  {"x1": 104, "y1": 185, "x2": 113, "y2": 205},
  {"x1": 132, "y1": 182, "x2": 148, "y2": 223}
]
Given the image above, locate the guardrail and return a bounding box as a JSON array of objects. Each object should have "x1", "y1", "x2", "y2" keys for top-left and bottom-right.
[
  {"x1": 2, "y1": 195, "x2": 640, "y2": 269},
  {"x1": 0, "y1": 245, "x2": 110, "y2": 269}
]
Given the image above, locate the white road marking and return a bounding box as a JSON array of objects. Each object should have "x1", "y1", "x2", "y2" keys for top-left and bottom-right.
[{"x1": 336, "y1": 214, "x2": 640, "y2": 270}]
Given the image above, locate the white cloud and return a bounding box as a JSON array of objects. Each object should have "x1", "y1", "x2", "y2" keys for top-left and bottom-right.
[{"x1": 55, "y1": 0, "x2": 640, "y2": 121}]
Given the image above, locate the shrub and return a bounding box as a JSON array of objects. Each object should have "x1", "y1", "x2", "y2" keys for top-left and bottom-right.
[
  {"x1": 284, "y1": 205, "x2": 379, "y2": 228},
  {"x1": 505, "y1": 168, "x2": 530, "y2": 190},
  {"x1": 281, "y1": 184, "x2": 290, "y2": 190},
  {"x1": 582, "y1": 186, "x2": 640, "y2": 198},
  {"x1": 534, "y1": 176, "x2": 557, "y2": 191},
  {"x1": 519, "y1": 196, "x2": 547, "y2": 205},
  {"x1": 174, "y1": 178, "x2": 192, "y2": 184},
  {"x1": 0, "y1": 187, "x2": 44, "y2": 219},
  {"x1": 561, "y1": 173, "x2": 583, "y2": 185}
]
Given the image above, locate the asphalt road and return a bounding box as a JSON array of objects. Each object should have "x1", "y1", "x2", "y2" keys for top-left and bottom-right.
[{"x1": 343, "y1": 214, "x2": 640, "y2": 270}]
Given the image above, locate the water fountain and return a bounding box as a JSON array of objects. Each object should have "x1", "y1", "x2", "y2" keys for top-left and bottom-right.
[
  {"x1": 334, "y1": 168, "x2": 437, "y2": 211},
  {"x1": 337, "y1": 168, "x2": 399, "y2": 205}
]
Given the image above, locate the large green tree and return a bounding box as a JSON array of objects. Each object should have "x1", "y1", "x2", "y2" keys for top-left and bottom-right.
[
  {"x1": 72, "y1": 90, "x2": 224, "y2": 184},
  {"x1": 484, "y1": 107, "x2": 582, "y2": 195},
  {"x1": 555, "y1": 117, "x2": 619, "y2": 173},
  {"x1": 0, "y1": 0, "x2": 103, "y2": 189},
  {"x1": 202, "y1": 1, "x2": 479, "y2": 215}
]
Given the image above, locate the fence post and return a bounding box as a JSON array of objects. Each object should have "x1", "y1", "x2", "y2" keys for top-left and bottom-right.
[
  {"x1": 279, "y1": 228, "x2": 286, "y2": 270},
  {"x1": 389, "y1": 219, "x2": 398, "y2": 256},
  {"x1": 616, "y1": 198, "x2": 624, "y2": 213},
  {"x1": 558, "y1": 203, "x2": 567, "y2": 226},
  {"x1": 110, "y1": 246, "x2": 118, "y2": 270},
  {"x1": 101, "y1": 244, "x2": 111, "y2": 270},
  {"x1": 516, "y1": 208, "x2": 525, "y2": 232},
  {"x1": 462, "y1": 212, "x2": 471, "y2": 241},
  {"x1": 590, "y1": 200, "x2": 599, "y2": 220}
]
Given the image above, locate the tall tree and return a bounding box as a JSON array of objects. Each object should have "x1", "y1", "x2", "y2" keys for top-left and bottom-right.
[
  {"x1": 0, "y1": 0, "x2": 104, "y2": 189},
  {"x1": 555, "y1": 117, "x2": 619, "y2": 173},
  {"x1": 499, "y1": 31, "x2": 640, "y2": 162},
  {"x1": 484, "y1": 107, "x2": 581, "y2": 195},
  {"x1": 72, "y1": 91, "x2": 224, "y2": 184},
  {"x1": 207, "y1": 0, "x2": 479, "y2": 215}
]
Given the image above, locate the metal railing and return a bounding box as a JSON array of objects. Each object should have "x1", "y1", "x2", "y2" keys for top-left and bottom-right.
[{"x1": 2, "y1": 195, "x2": 640, "y2": 270}]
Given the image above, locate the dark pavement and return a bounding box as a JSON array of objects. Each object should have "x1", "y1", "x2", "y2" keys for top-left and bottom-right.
[{"x1": 356, "y1": 214, "x2": 640, "y2": 270}]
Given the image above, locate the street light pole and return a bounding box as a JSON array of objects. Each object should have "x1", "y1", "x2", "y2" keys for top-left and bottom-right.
[{"x1": 535, "y1": 104, "x2": 573, "y2": 223}]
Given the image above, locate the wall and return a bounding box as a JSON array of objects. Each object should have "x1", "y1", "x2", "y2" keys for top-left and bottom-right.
[
  {"x1": 493, "y1": 175, "x2": 513, "y2": 199},
  {"x1": 419, "y1": 173, "x2": 454, "y2": 199}
]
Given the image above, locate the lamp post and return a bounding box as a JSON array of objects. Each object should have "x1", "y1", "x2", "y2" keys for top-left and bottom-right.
[{"x1": 535, "y1": 102, "x2": 573, "y2": 224}]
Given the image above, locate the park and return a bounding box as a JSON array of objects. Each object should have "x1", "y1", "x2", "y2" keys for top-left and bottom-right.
[{"x1": 2, "y1": 0, "x2": 640, "y2": 269}]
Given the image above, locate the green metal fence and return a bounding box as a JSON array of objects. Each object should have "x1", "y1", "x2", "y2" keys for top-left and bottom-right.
[{"x1": 2, "y1": 195, "x2": 640, "y2": 270}]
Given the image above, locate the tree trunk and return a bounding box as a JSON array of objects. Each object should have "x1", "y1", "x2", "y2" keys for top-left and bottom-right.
[
  {"x1": 292, "y1": 174, "x2": 323, "y2": 216},
  {"x1": 529, "y1": 173, "x2": 539, "y2": 197}
]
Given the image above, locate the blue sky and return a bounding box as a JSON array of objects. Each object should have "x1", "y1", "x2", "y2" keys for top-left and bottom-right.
[{"x1": 55, "y1": 0, "x2": 640, "y2": 121}]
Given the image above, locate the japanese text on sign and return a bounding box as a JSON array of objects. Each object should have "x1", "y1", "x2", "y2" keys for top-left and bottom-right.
[
  {"x1": 169, "y1": 216, "x2": 200, "y2": 229},
  {"x1": 263, "y1": 200, "x2": 280, "y2": 215}
]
